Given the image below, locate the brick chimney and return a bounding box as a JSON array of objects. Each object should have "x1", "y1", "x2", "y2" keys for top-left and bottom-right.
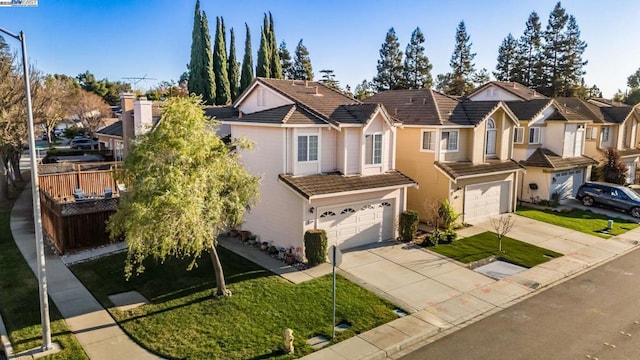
[{"x1": 120, "y1": 92, "x2": 136, "y2": 156}]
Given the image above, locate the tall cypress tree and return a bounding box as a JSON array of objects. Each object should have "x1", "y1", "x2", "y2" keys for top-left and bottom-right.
[
  {"x1": 256, "y1": 14, "x2": 271, "y2": 77},
  {"x1": 372, "y1": 28, "x2": 403, "y2": 91},
  {"x1": 493, "y1": 33, "x2": 518, "y2": 82},
  {"x1": 268, "y1": 12, "x2": 283, "y2": 79},
  {"x1": 213, "y1": 16, "x2": 231, "y2": 105},
  {"x1": 292, "y1": 39, "x2": 313, "y2": 80},
  {"x1": 228, "y1": 27, "x2": 240, "y2": 101},
  {"x1": 514, "y1": 12, "x2": 543, "y2": 88},
  {"x1": 239, "y1": 23, "x2": 254, "y2": 94},
  {"x1": 200, "y1": 11, "x2": 216, "y2": 105},
  {"x1": 401, "y1": 27, "x2": 432, "y2": 89},
  {"x1": 542, "y1": 2, "x2": 569, "y2": 97},
  {"x1": 438, "y1": 21, "x2": 476, "y2": 96},
  {"x1": 188, "y1": 0, "x2": 204, "y2": 96},
  {"x1": 279, "y1": 41, "x2": 294, "y2": 79},
  {"x1": 560, "y1": 15, "x2": 587, "y2": 96}
]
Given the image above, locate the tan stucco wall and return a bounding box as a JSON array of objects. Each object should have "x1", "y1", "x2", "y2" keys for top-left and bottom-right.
[{"x1": 521, "y1": 168, "x2": 551, "y2": 202}]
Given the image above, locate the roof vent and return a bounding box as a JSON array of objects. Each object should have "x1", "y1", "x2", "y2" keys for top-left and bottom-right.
[
  {"x1": 409, "y1": 96, "x2": 413, "y2": 103},
  {"x1": 238, "y1": 110, "x2": 243, "y2": 118},
  {"x1": 394, "y1": 108, "x2": 398, "y2": 116},
  {"x1": 305, "y1": 80, "x2": 309, "y2": 88},
  {"x1": 423, "y1": 98, "x2": 426, "y2": 105},
  {"x1": 314, "y1": 86, "x2": 320, "y2": 96},
  {"x1": 512, "y1": 83, "x2": 517, "y2": 88},
  {"x1": 291, "y1": 79, "x2": 296, "y2": 86}
]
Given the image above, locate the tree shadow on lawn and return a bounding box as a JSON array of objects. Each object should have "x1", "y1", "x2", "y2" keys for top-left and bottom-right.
[{"x1": 520, "y1": 206, "x2": 637, "y2": 226}]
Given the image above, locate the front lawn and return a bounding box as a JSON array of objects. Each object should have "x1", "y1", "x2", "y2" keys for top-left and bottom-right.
[
  {"x1": 430, "y1": 231, "x2": 563, "y2": 268},
  {"x1": 516, "y1": 206, "x2": 638, "y2": 239},
  {"x1": 70, "y1": 248, "x2": 399, "y2": 359},
  {"x1": 0, "y1": 208, "x2": 87, "y2": 359}
]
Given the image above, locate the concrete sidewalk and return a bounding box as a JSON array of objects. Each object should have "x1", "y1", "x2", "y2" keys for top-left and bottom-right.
[
  {"x1": 10, "y1": 184, "x2": 159, "y2": 360},
  {"x1": 301, "y1": 216, "x2": 640, "y2": 360}
]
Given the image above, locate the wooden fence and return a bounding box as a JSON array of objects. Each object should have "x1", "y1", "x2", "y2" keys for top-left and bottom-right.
[{"x1": 38, "y1": 162, "x2": 121, "y2": 200}]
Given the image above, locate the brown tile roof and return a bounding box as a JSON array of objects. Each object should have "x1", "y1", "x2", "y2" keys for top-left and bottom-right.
[
  {"x1": 521, "y1": 148, "x2": 597, "y2": 169},
  {"x1": 553, "y1": 97, "x2": 605, "y2": 123},
  {"x1": 600, "y1": 107, "x2": 633, "y2": 124},
  {"x1": 505, "y1": 99, "x2": 553, "y2": 121},
  {"x1": 618, "y1": 149, "x2": 640, "y2": 158},
  {"x1": 470, "y1": 81, "x2": 548, "y2": 101},
  {"x1": 223, "y1": 104, "x2": 326, "y2": 125},
  {"x1": 278, "y1": 171, "x2": 417, "y2": 199},
  {"x1": 366, "y1": 89, "x2": 505, "y2": 126},
  {"x1": 435, "y1": 160, "x2": 525, "y2": 180},
  {"x1": 96, "y1": 120, "x2": 122, "y2": 137},
  {"x1": 204, "y1": 106, "x2": 237, "y2": 120}
]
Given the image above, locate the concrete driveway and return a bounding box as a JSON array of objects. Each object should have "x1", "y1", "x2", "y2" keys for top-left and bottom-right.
[{"x1": 562, "y1": 198, "x2": 640, "y2": 223}]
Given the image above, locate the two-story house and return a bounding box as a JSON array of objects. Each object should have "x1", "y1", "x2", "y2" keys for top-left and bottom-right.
[
  {"x1": 468, "y1": 82, "x2": 597, "y2": 203},
  {"x1": 367, "y1": 89, "x2": 524, "y2": 223},
  {"x1": 219, "y1": 78, "x2": 416, "y2": 252}
]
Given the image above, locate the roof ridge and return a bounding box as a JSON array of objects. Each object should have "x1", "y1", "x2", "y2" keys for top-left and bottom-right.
[
  {"x1": 282, "y1": 104, "x2": 297, "y2": 124},
  {"x1": 430, "y1": 89, "x2": 445, "y2": 125}
]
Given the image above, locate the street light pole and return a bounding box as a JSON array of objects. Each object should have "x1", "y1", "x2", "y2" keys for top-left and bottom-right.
[{"x1": 0, "y1": 27, "x2": 53, "y2": 351}]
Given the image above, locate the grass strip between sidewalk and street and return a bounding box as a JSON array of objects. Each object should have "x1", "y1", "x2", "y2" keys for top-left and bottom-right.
[
  {"x1": 70, "y1": 248, "x2": 400, "y2": 359},
  {"x1": 0, "y1": 206, "x2": 87, "y2": 359},
  {"x1": 430, "y1": 231, "x2": 563, "y2": 268},
  {"x1": 516, "y1": 206, "x2": 638, "y2": 239}
]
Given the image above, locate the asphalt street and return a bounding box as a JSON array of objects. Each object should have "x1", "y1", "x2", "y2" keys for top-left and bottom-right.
[{"x1": 400, "y1": 246, "x2": 640, "y2": 360}]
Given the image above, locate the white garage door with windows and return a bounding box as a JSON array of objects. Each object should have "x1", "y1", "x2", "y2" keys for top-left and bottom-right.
[
  {"x1": 317, "y1": 200, "x2": 395, "y2": 250},
  {"x1": 551, "y1": 169, "x2": 583, "y2": 199},
  {"x1": 464, "y1": 181, "x2": 510, "y2": 221}
]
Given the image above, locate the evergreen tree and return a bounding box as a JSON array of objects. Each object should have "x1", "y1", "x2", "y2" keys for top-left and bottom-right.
[
  {"x1": 279, "y1": 41, "x2": 294, "y2": 79},
  {"x1": 542, "y1": 2, "x2": 569, "y2": 96},
  {"x1": 560, "y1": 15, "x2": 587, "y2": 96},
  {"x1": 256, "y1": 14, "x2": 271, "y2": 78},
  {"x1": 600, "y1": 148, "x2": 628, "y2": 185},
  {"x1": 439, "y1": 21, "x2": 477, "y2": 96},
  {"x1": 628, "y1": 68, "x2": 640, "y2": 88},
  {"x1": 239, "y1": 23, "x2": 254, "y2": 94},
  {"x1": 372, "y1": 28, "x2": 403, "y2": 91},
  {"x1": 493, "y1": 33, "x2": 518, "y2": 81},
  {"x1": 200, "y1": 11, "x2": 216, "y2": 105},
  {"x1": 188, "y1": 0, "x2": 204, "y2": 97},
  {"x1": 514, "y1": 11, "x2": 543, "y2": 87},
  {"x1": 228, "y1": 27, "x2": 240, "y2": 101},
  {"x1": 473, "y1": 68, "x2": 491, "y2": 87},
  {"x1": 401, "y1": 27, "x2": 433, "y2": 89},
  {"x1": 354, "y1": 79, "x2": 374, "y2": 100},
  {"x1": 268, "y1": 12, "x2": 283, "y2": 79},
  {"x1": 292, "y1": 39, "x2": 313, "y2": 80},
  {"x1": 319, "y1": 69, "x2": 341, "y2": 91},
  {"x1": 213, "y1": 16, "x2": 231, "y2": 105}
]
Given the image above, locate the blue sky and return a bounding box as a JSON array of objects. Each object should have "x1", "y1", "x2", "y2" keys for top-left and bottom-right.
[{"x1": 0, "y1": 0, "x2": 638, "y2": 97}]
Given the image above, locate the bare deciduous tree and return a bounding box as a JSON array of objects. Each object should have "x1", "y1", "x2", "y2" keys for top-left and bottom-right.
[
  {"x1": 71, "y1": 89, "x2": 111, "y2": 146},
  {"x1": 490, "y1": 214, "x2": 516, "y2": 252},
  {"x1": 33, "y1": 75, "x2": 77, "y2": 144}
]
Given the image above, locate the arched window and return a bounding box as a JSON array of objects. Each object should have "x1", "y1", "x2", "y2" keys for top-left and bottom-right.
[
  {"x1": 485, "y1": 118, "x2": 497, "y2": 157},
  {"x1": 360, "y1": 204, "x2": 375, "y2": 211},
  {"x1": 379, "y1": 202, "x2": 392, "y2": 207},
  {"x1": 340, "y1": 208, "x2": 356, "y2": 214},
  {"x1": 320, "y1": 211, "x2": 336, "y2": 218}
]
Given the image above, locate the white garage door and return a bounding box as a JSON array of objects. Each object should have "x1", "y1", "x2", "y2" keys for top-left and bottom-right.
[
  {"x1": 317, "y1": 200, "x2": 394, "y2": 250},
  {"x1": 464, "y1": 181, "x2": 510, "y2": 221},
  {"x1": 551, "y1": 170, "x2": 583, "y2": 199}
]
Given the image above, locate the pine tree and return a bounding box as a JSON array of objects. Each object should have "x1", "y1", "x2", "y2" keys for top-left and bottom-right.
[
  {"x1": 372, "y1": 28, "x2": 403, "y2": 91},
  {"x1": 494, "y1": 33, "x2": 518, "y2": 81},
  {"x1": 228, "y1": 27, "x2": 240, "y2": 101},
  {"x1": 268, "y1": 12, "x2": 283, "y2": 79},
  {"x1": 401, "y1": 27, "x2": 433, "y2": 89},
  {"x1": 514, "y1": 11, "x2": 543, "y2": 88},
  {"x1": 213, "y1": 16, "x2": 231, "y2": 105},
  {"x1": 354, "y1": 79, "x2": 374, "y2": 100},
  {"x1": 200, "y1": 11, "x2": 216, "y2": 105},
  {"x1": 542, "y1": 2, "x2": 569, "y2": 97},
  {"x1": 279, "y1": 41, "x2": 294, "y2": 79},
  {"x1": 319, "y1": 69, "x2": 341, "y2": 91},
  {"x1": 239, "y1": 23, "x2": 254, "y2": 94},
  {"x1": 256, "y1": 14, "x2": 271, "y2": 78},
  {"x1": 188, "y1": 0, "x2": 204, "y2": 97},
  {"x1": 439, "y1": 21, "x2": 477, "y2": 96},
  {"x1": 560, "y1": 15, "x2": 587, "y2": 96},
  {"x1": 292, "y1": 39, "x2": 313, "y2": 80}
]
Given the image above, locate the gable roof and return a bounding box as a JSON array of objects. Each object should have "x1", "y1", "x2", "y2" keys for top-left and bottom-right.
[
  {"x1": 469, "y1": 81, "x2": 548, "y2": 101},
  {"x1": 366, "y1": 89, "x2": 517, "y2": 127},
  {"x1": 96, "y1": 120, "x2": 122, "y2": 137},
  {"x1": 520, "y1": 148, "x2": 597, "y2": 169},
  {"x1": 435, "y1": 160, "x2": 525, "y2": 182},
  {"x1": 223, "y1": 104, "x2": 327, "y2": 125},
  {"x1": 505, "y1": 99, "x2": 554, "y2": 121}
]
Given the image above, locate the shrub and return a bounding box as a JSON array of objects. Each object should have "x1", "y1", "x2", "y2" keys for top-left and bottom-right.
[
  {"x1": 438, "y1": 200, "x2": 460, "y2": 230},
  {"x1": 440, "y1": 229, "x2": 457, "y2": 244},
  {"x1": 424, "y1": 229, "x2": 444, "y2": 247},
  {"x1": 399, "y1": 210, "x2": 420, "y2": 242},
  {"x1": 304, "y1": 229, "x2": 328, "y2": 267}
]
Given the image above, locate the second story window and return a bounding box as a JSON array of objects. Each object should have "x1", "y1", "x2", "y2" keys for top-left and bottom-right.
[
  {"x1": 365, "y1": 133, "x2": 383, "y2": 165},
  {"x1": 529, "y1": 127, "x2": 541, "y2": 144},
  {"x1": 441, "y1": 130, "x2": 458, "y2": 152},
  {"x1": 422, "y1": 130, "x2": 436, "y2": 151},
  {"x1": 513, "y1": 127, "x2": 524, "y2": 144},
  {"x1": 601, "y1": 127, "x2": 610, "y2": 142},
  {"x1": 585, "y1": 126, "x2": 596, "y2": 140},
  {"x1": 297, "y1": 135, "x2": 318, "y2": 162}
]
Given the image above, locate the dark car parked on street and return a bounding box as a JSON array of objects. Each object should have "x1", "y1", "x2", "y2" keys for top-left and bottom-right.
[
  {"x1": 576, "y1": 181, "x2": 640, "y2": 218},
  {"x1": 70, "y1": 138, "x2": 98, "y2": 150}
]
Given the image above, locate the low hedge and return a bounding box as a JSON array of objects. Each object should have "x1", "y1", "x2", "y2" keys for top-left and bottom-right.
[{"x1": 399, "y1": 210, "x2": 419, "y2": 242}]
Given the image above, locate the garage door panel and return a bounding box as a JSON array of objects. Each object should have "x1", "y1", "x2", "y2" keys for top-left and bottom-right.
[{"x1": 465, "y1": 181, "x2": 510, "y2": 222}]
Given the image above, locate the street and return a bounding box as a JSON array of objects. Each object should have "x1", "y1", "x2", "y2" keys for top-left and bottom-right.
[{"x1": 399, "y1": 247, "x2": 640, "y2": 360}]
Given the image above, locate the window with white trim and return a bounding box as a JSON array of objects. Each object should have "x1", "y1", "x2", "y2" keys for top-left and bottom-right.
[
  {"x1": 513, "y1": 127, "x2": 524, "y2": 144},
  {"x1": 421, "y1": 130, "x2": 436, "y2": 151},
  {"x1": 529, "y1": 127, "x2": 541, "y2": 144},
  {"x1": 441, "y1": 130, "x2": 458, "y2": 151},
  {"x1": 601, "y1": 127, "x2": 610, "y2": 142},
  {"x1": 365, "y1": 133, "x2": 383, "y2": 164},
  {"x1": 585, "y1": 126, "x2": 596, "y2": 140},
  {"x1": 297, "y1": 135, "x2": 318, "y2": 162}
]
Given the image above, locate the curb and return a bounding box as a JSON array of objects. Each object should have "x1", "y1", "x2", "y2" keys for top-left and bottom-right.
[{"x1": 0, "y1": 312, "x2": 13, "y2": 360}]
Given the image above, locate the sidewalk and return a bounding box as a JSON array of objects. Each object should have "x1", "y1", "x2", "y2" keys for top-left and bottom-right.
[{"x1": 9, "y1": 184, "x2": 159, "y2": 360}]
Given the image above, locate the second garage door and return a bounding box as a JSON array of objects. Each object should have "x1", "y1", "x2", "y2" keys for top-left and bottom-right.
[
  {"x1": 551, "y1": 169, "x2": 584, "y2": 200},
  {"x1": 464, "y1": 181, "x2": 511, "y2": 222},
  {"x1": 317, "y1": 200, "x2": 394, "y2": 250}
]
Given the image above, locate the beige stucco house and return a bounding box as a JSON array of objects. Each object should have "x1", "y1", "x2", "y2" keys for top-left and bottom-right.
[
  {"x1": 218, "y1": 78, "x2": 416, "y2": 252},
  {"x1": 367, "y1": 89, "x2": 525, "y2": 223}
]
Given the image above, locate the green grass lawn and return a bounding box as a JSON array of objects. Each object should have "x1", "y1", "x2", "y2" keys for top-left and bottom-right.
[
  {"x1": 70, "y1": 248, "x2": 399, "y2": 359},
  {"x1": 516, "y1": 206, "x2": 639, "y2": 239},
  {"x1": 0, "y1": 209, "x2": 87, "y2": 359},
  {"x1": 430, "y1": 231, "x2": 563, "y2": 268}
]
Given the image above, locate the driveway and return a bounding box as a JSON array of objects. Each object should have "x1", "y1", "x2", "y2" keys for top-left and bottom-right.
[{"x1": 562, "y1": 198, "x2": 640, "y2": 223}]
